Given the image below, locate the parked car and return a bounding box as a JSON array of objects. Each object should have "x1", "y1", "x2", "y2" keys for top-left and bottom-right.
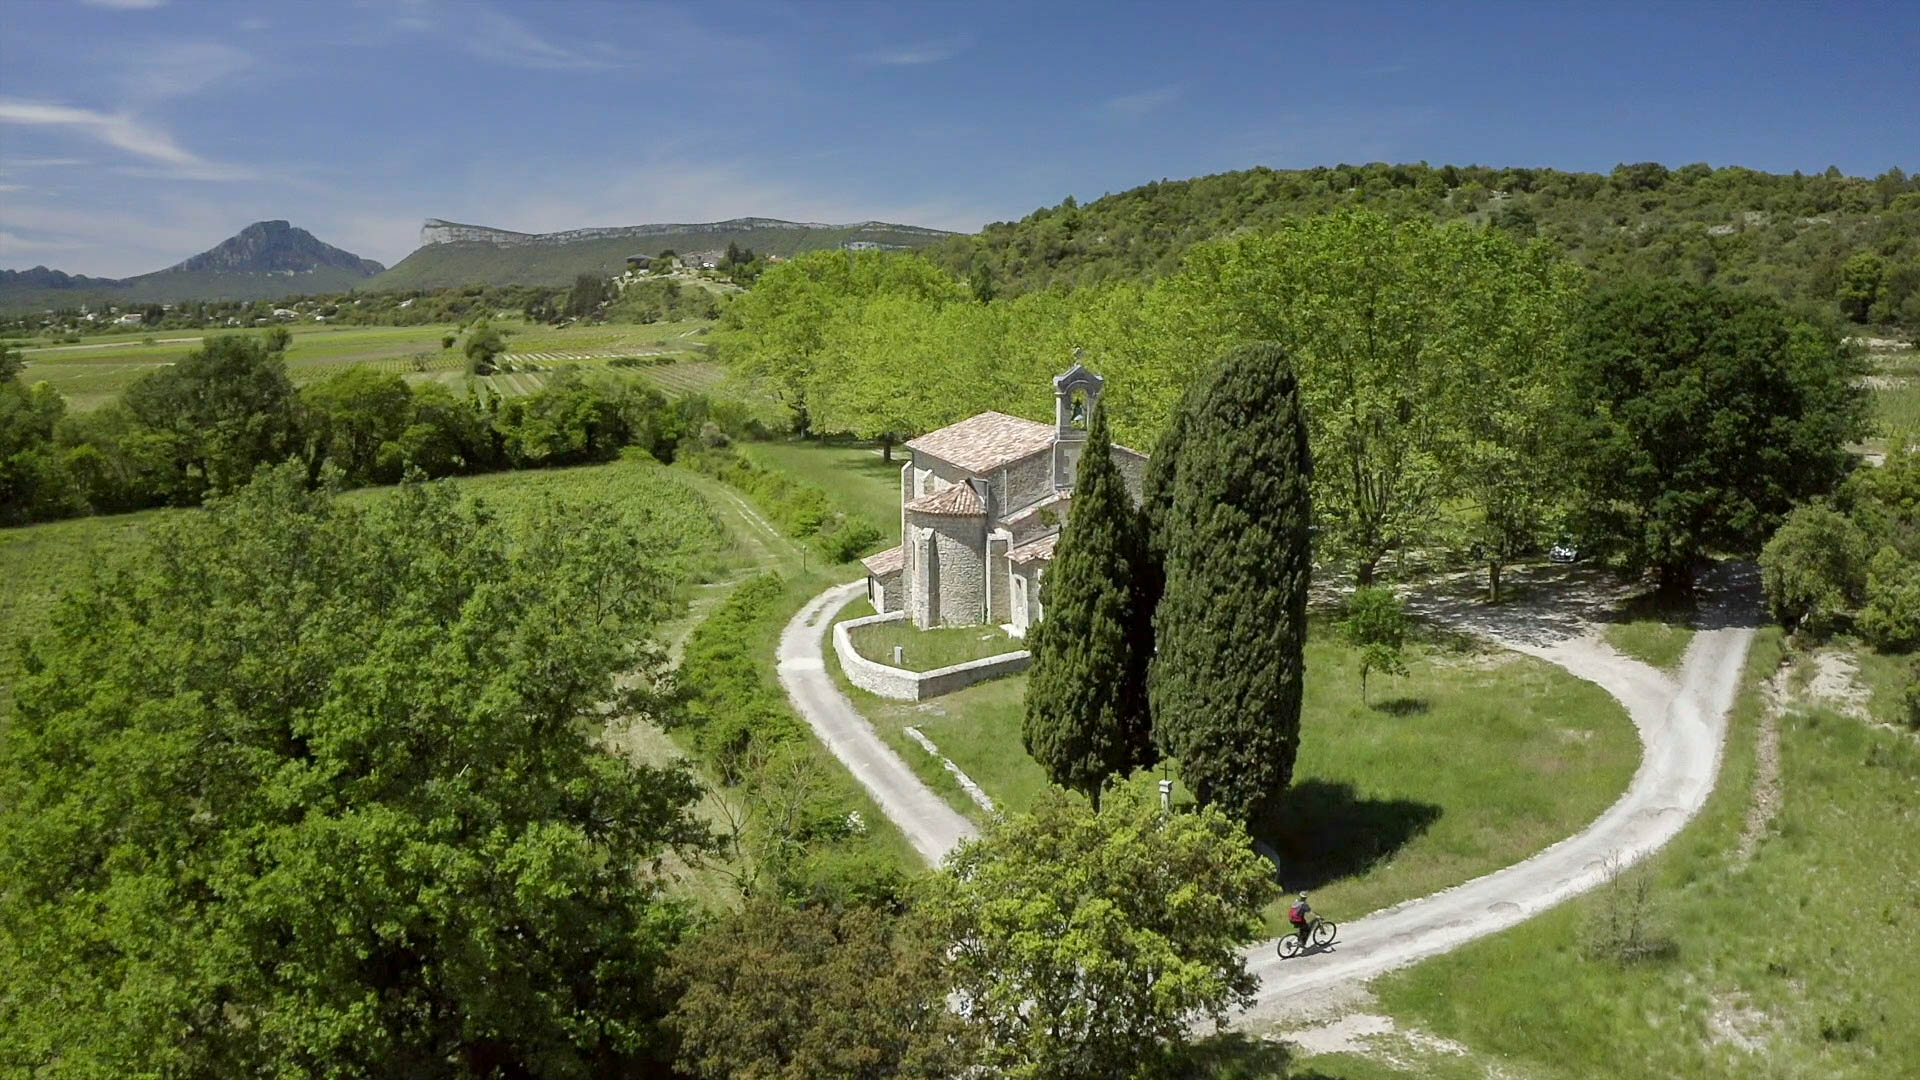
[{"x1": 1548, "y1": 544, "x2": 1580, "y2": 564}]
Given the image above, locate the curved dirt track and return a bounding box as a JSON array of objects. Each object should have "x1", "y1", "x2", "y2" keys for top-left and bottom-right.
[
  {"x1": 1235, "y1": 623, "x2": 1751, "y2": 1018},
  {"x1": 775, "y1": 570, "x2": 1756, "y2": 1018},
  {"x1": 776, "y1": 581, "x2": 979, "y2": 865}
]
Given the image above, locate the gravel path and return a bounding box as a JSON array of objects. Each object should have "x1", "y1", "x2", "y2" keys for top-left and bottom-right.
[
  {"x1": 1236, "y1": 622, "x2": 1751, "y2": 1018},
  {"x1": 775, "y1": 581, "x2": 980, "y2": 865},
  {"x1": 775, "y1": 565, "x2": 1758, "y2": 1015}
]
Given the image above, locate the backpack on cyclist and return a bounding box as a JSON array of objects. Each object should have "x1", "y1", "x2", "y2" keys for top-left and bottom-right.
[{"x1": 1288, "y1": 901, "x2": 1307, "y2": 924}]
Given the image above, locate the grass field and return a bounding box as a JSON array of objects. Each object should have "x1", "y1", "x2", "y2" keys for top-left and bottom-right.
[
  {"x1": 827, "y1": 597, "x2": 1640, "y2": 925},
  {"x1": 13, "y1": 320, "x2": 717, "y2": 410},
  {"x1": 847, "y1": 618, "x2": 1019, "y2": 671},
  {"x1": 738, "y1": 434, "x2": 1646, "y2": 924},
  {"x1": 1365, "y1": 631, "x2": 1920, "y2": 1079},
  {"x1": 738, "y1": 439, "x2": 904, "y2": 538},
  {"x1": 1602, "y1": 617, "x2": 1696, "y2": 669}
]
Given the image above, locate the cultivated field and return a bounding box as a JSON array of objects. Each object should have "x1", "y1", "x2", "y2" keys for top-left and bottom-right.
[
  {"x1": 1862, "y1": 339, "x2": 1919, "y2": 457},
  {"x1": 9, "y1": 320, "x2": 718, "y2": 410}
]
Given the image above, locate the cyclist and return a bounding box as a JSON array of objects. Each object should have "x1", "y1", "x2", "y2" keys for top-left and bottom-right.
[{"x1": 1287, "y1": 890, "x2": 1314, "y2": 948}]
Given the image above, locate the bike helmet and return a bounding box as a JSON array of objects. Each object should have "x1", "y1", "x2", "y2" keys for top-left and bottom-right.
[{"x1": 1298, "y1": 891, "x2": 1308, "y2": 900}]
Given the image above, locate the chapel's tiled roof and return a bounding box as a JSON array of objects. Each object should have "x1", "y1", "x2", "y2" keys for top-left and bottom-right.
[
  {"x1": 1007, "y1": 532, "x2": 1059, "y2": 565},
  {"x1": 905, "y1": 411, "x2": 1055, "y2": 475},
  {"x1": 905, "y1": 483, "x2": 986, "y2": 517},
  {"x1": 860, "y1": 545, "x2": 904, "y2": 576}
]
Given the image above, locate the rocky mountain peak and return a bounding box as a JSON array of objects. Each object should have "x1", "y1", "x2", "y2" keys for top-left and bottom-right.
[{"x1": 162, "y1": 221, "x2": 385, "y2": 276}]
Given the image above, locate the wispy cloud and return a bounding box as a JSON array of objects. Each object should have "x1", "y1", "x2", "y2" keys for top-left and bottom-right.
[
  {"x1": 0, "y1": 100, "x2": 253, "y2": 180},
  {"x1": 449, "y1": 9, "x2": 617, "y2": 70},
  {"x1": 1104, "y1": 86, "x2": 1182, "y2": 118},
  {"x1": 118, "y1": 41, "x2": 254, "y2": 101},
  {"x1": 80, "y1": 0, "x2": 167, "y2": 9},
  {"x1": 863, "y1": 38, "x2": 969, "y2": 66},
  {"x1": 0, "y1": 157, "x2": 89, "y2": 169}
]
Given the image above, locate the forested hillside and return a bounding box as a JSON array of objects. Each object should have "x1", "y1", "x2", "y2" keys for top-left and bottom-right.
[
  {"x1": 928, "y1": 162, "x2": 1920, "y2": 328},
  {"x1": 373, "y1": 219, "x2": 953, "y2": 291}
]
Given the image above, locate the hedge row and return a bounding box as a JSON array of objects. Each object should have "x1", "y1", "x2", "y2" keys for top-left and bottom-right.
[{"x1": 681, "y1": 446, "x2": 882, "y2": 562}]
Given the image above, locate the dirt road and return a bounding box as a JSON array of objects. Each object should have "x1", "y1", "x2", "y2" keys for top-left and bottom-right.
[{"x1": 774, "y1": 567, "x2": 1756, "y2": 1015}]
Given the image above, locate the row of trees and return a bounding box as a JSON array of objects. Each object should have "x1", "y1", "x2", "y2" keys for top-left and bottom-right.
[
  {"x1": 1026, "y1": 343, "x2": 1314, "y2": 828},
  {"x1": 2, "y1": 464, "x2": 1281, "y2": 1078},
  {"x1": 0, "y1": 332, "x2": 743, "y2": 526},
  {"x1": 721, "y1": 218, "x2": 1870, "y2": 596}
]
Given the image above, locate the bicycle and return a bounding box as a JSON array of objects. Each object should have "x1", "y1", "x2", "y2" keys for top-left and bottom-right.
[{"x1": 1276, "y1": 917, "x2": 1338, "y2": 959}]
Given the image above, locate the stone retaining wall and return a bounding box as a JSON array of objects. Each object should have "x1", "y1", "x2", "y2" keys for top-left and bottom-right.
[{"x1": 833, "y1": 611, "x2": 1031, "y2": 701}]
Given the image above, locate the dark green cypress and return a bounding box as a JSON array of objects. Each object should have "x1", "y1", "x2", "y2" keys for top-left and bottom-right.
[
  {"x1": 1148, "y1": 342, "x2": 1313, "y2": 826},
  {"x1": 1022, "y1": 403, "x2": 1157, "y2": 806}
]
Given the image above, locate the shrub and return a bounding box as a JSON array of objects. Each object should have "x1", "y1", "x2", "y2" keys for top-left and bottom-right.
[
  {"x1": 681, "y1": 446, "x2": 842, "y2": 543},
  {"x1": 1581, "y1": 863, "x2": 1677, "y2": 965},
  {"x1": 1859, "y1": 546, "x2": 1920, "y2": 652},
  {"x1": 1342, "y1": 586, "x2": 1410, "y2": 704},
  {"x1": 815, "y1": 515, "x2": 882, "y2": 563},
  {"x1": 675, "y1": 574, "x2": 806, "y2": 781},
  {"x1": 1760, "y1": 504, "x2": 1869, "y2": 638}
]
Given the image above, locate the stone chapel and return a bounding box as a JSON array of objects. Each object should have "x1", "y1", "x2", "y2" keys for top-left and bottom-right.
[{"x1": 859, "y1": 362, "x2": 1146, "y2": 634}]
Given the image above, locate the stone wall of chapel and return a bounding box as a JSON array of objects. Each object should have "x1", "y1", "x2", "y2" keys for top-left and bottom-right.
[
  {"x1": 911, "y1": 453, "x2": 971, "y2": 498},
  {"x1": 906, "y1": 525, "x2": 936, "y2": 628},
  {"x1": 1114, "y1": 448, "x2": 1147, "y2": 503},
  {"x1": 986, "y1": 539, "x2": 1011, "y2": 624},
  {"x1": 997, "y1": 452, "x2": 1055, "y2": 519},
  {"x1": 931, "y1": 516, "x2": 986, "y2": 626}
]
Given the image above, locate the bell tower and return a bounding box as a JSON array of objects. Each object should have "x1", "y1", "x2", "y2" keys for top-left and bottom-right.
[{"x1": 1052, "y1": 352, "x2": 1105, "y2": 490}]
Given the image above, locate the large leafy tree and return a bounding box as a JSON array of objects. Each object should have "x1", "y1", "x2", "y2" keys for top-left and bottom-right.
[
  {"x1": 119, "y1": 331, "x2": 300, "y2": 503},
  {"x1": 1148, "y1": 341, "x2": 1312, "y2": 825},
  {"x1": 1566, "y1": 282, "x2": 1869, "y2": 594},
  {"x1": 663, "y1": 900, "x2": 973, "y2": 1080},
  {"x1": 1441, "y1": 238, "x2": 1582, "y2": 601},
  {"x1": 0, "y1": 346, "x2": 80, "y2": 524},
  {"x1": 715, "y1": 250, "x2": 961, "y2": 434},
  {"x1": 1149, "y1": 211, "x2": 1568, "y2": 584},
  {"x1": 1022, "y1": 403, "x2": 1157, "y2": 807},
  {"x1": 925, "y1": 783, "x2": 1276, "y2": 1080},
  {"x1": 0, "y1": 465, "x2": 709, "y2": 1077},
  {"x1": 298, "y1": 366, "x2": 417, "y2": 486}
]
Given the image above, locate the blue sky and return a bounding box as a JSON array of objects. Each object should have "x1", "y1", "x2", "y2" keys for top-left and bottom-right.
[{"x1": 1, "y1": 0, "x2": 1915, "y2": 277}]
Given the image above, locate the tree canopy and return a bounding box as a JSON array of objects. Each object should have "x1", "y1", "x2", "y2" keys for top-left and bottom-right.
[
  {"x1": 1566, "y1": 282, "x2": 1869, "y2": 593},
  {"x1": 663, "y1": 899, "x2": 972, "y2": 1080},
  {"x1": 926, "y1": 161, "x2": 1920, "y2": 335},
  {"x1": 925, "y1": 783, "x2": 1276, "y2": 1080},
  {"x1": 1151, "y1": 211, "x2": 1578, "y2": 583},
  {"x1": 0, "y1": 466, "x2": 710, "y2": 1077}
]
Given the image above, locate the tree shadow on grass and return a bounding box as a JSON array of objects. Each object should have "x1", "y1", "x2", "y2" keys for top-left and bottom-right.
[
  {"x1": 1372, "y1": 696, "x2": 1429, "y2": 716},
  {"x1": 1255, "y1": 780, "x2": 1443, "y2": 892},
  {"x1": 1180, "y1": 1032, "x2": 1296, "y2": 1079}
]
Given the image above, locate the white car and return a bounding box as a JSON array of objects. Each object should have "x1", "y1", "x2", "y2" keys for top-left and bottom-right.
[{"x1": 1549, "y1": 544, "x2": 1580, "y2": 564}]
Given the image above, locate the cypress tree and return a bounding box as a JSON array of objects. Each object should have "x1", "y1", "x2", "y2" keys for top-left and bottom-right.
[
  {"x1": 1148, "y1": 342, "x2": 1312, "y2": 826},
  {"x1": 1022, "y1": 403, "x2": 1157, "y2": 806}
]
